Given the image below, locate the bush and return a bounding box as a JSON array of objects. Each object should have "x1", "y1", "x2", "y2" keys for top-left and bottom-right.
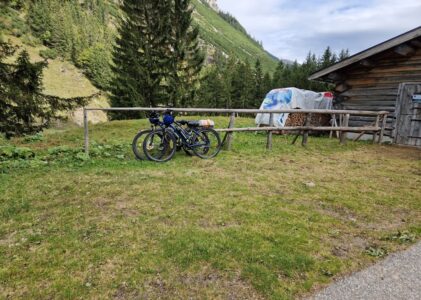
[
  {"x1": 21, "y1": 34, "x2": 40, "y2": 47},
  {"x1": 0, "y1": 146, "x2": 35, "y2": 161},
  {"x1": 39, "y1": 48, "x2": 58, "y2": 60},
  {"x1": 23, "y1": 133, "x2": 44, "y2": 143},
  {"x1": 0, "y1": 133, "x2": 7, "y2": 145},
  {"x1": 77, "y1": 44, "x2": 113, "y2": 89}
]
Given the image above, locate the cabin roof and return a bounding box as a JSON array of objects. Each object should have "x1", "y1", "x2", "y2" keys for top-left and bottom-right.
[{"x1": 309, "y1": 26, "x2": 421, "y2": 81}]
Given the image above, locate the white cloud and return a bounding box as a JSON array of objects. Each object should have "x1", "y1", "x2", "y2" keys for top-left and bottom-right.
[{"x1": 218, "y1": 0, "x2": 421, "y2": 62}]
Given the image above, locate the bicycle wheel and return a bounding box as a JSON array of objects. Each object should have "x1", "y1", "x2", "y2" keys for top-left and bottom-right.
[
  {"x1": 182, "y1": 128, "x2": 194, "y2": 156},
  {"x1": 192, "y1": 128, "x2": 222, "y2": 159},
  {"x1": 132, "y1": 129, "x2": 152, "y2": 160},
  {"x1": 142, "y1": 130, "x2": 177, "y2": 162}
]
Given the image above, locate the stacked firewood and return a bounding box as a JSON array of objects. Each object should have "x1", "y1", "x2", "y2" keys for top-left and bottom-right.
[
  {"x1": 285, "y1": 113, "x2": 331, "y2": 127},
  {"x1": 275, "y1": 112, "x2": 331, "y2": 135}
]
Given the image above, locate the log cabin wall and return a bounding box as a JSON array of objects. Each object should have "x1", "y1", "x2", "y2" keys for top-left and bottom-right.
[{"x1": 334, "y1": 46, "x2": 421, "y2": 139}]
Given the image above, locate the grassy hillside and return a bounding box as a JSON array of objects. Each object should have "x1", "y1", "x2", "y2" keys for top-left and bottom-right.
[
  {"x1": 2, "y1": 34, "x2": 109, "y2": 125},
  {"x1": 193, "y1": 0, "x2": 278, "y2": 73},
  {"x1": 1, "y1": 118, "x2": 420, "y2": 299}
]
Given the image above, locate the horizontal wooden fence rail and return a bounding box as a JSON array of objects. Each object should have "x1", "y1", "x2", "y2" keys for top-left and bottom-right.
[
  {"x1": 83, "y1": 107, "x2": 389, "y2": 155},
  {"x1": 84, "y1": 107, "x2": 388, "y2": 116},
  {"x1": 215, "y1": 126, "x2": 382, "y2": 133}
]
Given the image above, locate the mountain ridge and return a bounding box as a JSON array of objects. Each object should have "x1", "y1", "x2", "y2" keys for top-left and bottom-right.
[
  {"x1": 192, "y1": 0, "x2": 279, "y2": 72},
  {"x1": 202, "y1": 0, "x2": 219, "y2": 12}
]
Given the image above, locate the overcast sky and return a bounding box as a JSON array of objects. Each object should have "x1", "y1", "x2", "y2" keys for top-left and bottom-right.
[{"x1": 218, "y1": 0, "x2": 421, "y2": 62}]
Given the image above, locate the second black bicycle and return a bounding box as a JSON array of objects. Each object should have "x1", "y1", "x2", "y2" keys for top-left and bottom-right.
[{"x1": 132, "y1": 110, "x2": 222, "y2": 162}]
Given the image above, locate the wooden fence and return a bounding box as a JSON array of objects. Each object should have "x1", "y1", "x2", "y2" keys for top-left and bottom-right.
[{"x1": 83, "y1": 107, "x2": 389, "y2": 155}]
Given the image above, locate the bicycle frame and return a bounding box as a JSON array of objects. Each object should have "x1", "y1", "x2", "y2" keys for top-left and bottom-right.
[
  {"x1": 150, "y1": 121, "x2": 208, "y2": 150},
  {"x1": 138, "y1": 111, "x2": 221, "y2": 161}
]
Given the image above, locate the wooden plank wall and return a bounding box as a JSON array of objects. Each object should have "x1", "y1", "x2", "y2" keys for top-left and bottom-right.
[
  {"x1": 394, "y1": 83, "x2": 421, "y2": 146},
  {"x1": 335, "y1": 47, "x2": 421, "y2": 138}
]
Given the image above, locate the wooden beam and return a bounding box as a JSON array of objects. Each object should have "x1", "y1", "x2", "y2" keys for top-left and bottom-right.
[
  {"x1": 335, "y1": 83, "x2": 350, "y2": 93},
  {"x1": 360, "y1": 59, "x2": 374, "y2": 67},
  {"x1": 83, "y1": 108, "x2": 89, "y2": 156},
  {"x1": 85, "y1": 107, "x2": 390, "y2": 117},
  {"x1": 373, "y1": 115, "x2": 380, "y2": 143},
  {"x1": 225, "y1": 113, "x2": 236, "y2": 150},
  {"x1": 378, "y1": 114, "x2": 388, "y2": 144},
  {"x1": 327, "y1": 72, "x2": 344, "y2": 81},
  {"x1": 394, "y1": 44, "x2": 415, "y2": 56},
  {"x1": 216, "y1": 126, "x2": 381, "y2": 133},
  {"x1": 302, "y1": 113, "x2": 312, "y2": 146},
  {"x1": 340, "y1": 114, "x2": 350, "y2": 144},
  {"x1": 410, "y1": 39, "x2": 421, "y2": 48},
  {"x1": 266, "y1": 113, "x2": 274, "y2": 150}
]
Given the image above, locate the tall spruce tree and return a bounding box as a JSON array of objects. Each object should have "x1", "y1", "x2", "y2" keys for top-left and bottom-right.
[
  {"x1": 253, "y1": 59, "x2": 264, "y2": 106},
  {"x1": 261, "y1": 72, "x2": 272, "y2": 98},
  {"x1": 195, "y1": 65, "x2": 230, "y2": 108},
  {"x1": 230, "y1": 60, "x2": 255, "y2": 108},
  {"x1": 168, "y1": 0, "x2": 204, "y2": 107},
  {"x1": 109, "y1": 0, "x2": 172, "y2": 119},
  {"x1": 109, "y1": 0, "x2": 202, "y2": 118},
  {"x1": 0, "y1": 42, "x2": 86, "y2": 137}
]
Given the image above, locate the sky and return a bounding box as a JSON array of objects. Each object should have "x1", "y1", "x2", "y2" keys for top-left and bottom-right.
[{"x1": 217, "y1": 0, "x2": 421, "y2": 62}]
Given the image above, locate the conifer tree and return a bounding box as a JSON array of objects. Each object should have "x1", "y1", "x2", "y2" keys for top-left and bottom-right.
[
  {"x1": 338, "y1": 49, "x2": 350, "y2": 61},
  {"x1": 195, "y1": 65, "x2": 230, "y2": 108},
  {"x1": 272, "y1": 60, "x2": 285, "y2": 88},
  {"x1": 109, "y1": 0, "x2": 172, "y2": 119},
  {"x1": 0, "y1": 42, "x2": 86, "y2": 137},
  {"x1": 230, "y1": 60, "x2": 254, "y2": 108},
  {"x1": 109, "y1": 0, "x2": 203, "y2": 117},
  {"x1": 320, "y1": 46, "x2": 337, "y2": 68},
  {"x1": 261, "y1": 72, "x2": 272, "y2": 98},
  {"x1": 168, "y1": 0, "x2": 204, "y2": 107},
  {"x1": 253, "y1": 59, "x2": 264, "y2": 105}
]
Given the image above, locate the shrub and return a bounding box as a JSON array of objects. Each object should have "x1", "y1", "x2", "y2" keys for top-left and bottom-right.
[
  {"x1": 21, "y1": 34, "x2": 40, "y2": 47},
  {"x1": 23, "y1": 133, "x2": 44, "y2": 143},
  {"x1": 77, "y1": 44, "x2": 113, "y2": 89},
  {"x1": 0, "y1": 146, "x2": 35, "y2": 161},
  {"x1": 39, "y1": 48, "x2": 58, "y2": 60}
]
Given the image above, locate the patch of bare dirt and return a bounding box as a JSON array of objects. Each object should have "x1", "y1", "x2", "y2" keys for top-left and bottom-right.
[
  {"x1": 198, "y1": 218, "x2": 242, "y2": 230},
  {"x1": 130, "y1": 267, "x2": 264, "y2": 300},
  {"x1": 0, "y1": 231, "x2": 17, "y2": 247}
]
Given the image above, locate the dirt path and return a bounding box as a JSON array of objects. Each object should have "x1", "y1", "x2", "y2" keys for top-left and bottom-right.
[{"x1": 310, "y1": 241, "x2": 421, "y2": 300}]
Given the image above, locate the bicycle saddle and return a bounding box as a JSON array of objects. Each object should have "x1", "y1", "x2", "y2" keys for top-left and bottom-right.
[{"x1": 179, "y1": 120, "x2": 200, "y2": 127}]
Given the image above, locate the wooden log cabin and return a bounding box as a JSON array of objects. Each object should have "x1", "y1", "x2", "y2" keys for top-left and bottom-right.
[{"x1": 309, "y1": 27, "x2": 421, "y2": 147}]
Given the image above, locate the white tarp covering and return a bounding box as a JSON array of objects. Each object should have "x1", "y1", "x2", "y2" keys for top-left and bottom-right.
[{"x1": 255, "y1": 87, "x2": 334, "y2": 127}]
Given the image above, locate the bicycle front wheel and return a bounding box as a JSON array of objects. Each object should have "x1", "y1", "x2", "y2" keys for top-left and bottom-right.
[
  {"x1": 132, "y1": 129, "x2": 152, "y2": 160},
  {"x1": 192, "y1": 128, "x2": 222, "y2": 159},
  {"x1": 142, "y1": 130, "x2": 177, "y2": 162}
]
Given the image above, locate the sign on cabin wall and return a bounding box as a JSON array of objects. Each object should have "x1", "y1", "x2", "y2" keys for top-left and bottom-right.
[{"x1": 412, "y1": 94, "x2": 421, "y2": 103}]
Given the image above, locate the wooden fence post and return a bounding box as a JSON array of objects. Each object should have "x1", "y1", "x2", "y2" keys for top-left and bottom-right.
[
  {"x1": 266, "y1": 113, "x2": 274, "y2": 150},
  {"x1": 378, "y1": 114, "x2": 388, "y2": 144},
  {"x1": 372, "y1": 115, "x2": 380, "y2": 144},
  {"x1": 84, "y1": 108, "x2": 89, "y2": 156},
  {"x1": 302, "y1": 113, "x2": 312, "y2": 146},
  {"x1": 340, "y1": 113, "x2": 350, "y2": 145},
  {"x1": 225, "y1": 112, "x2": 236, "y2": 150},
  {"x1": 329, "y1": 114, "x2": 335, "y2": 139}
]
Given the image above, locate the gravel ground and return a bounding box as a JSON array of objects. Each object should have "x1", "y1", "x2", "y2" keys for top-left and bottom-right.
[{"x1": 310, "y1": 241, "x2": 421, "y2": 300}]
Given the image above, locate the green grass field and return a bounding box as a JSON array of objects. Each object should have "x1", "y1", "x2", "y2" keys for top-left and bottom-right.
[{"x1": 1, "y1": 117, "x2": 420, "y2": 299}]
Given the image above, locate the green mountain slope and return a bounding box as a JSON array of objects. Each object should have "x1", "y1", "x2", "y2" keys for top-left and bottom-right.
[
  {"x1": 192, "y1": 0, "x2": 278, "y2": 73},
  {"x1": 0, "y1": 0, "x2": 279, "y2": 96}
]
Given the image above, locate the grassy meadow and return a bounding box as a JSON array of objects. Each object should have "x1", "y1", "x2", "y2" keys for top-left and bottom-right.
[{"x1": 0, "y1": 117, "x2": 420, "y2": 299}]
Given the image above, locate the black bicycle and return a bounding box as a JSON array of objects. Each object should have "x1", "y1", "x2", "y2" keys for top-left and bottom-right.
[{"x1": 132, "y1": 110, "x2": 222, "y2": 162}]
